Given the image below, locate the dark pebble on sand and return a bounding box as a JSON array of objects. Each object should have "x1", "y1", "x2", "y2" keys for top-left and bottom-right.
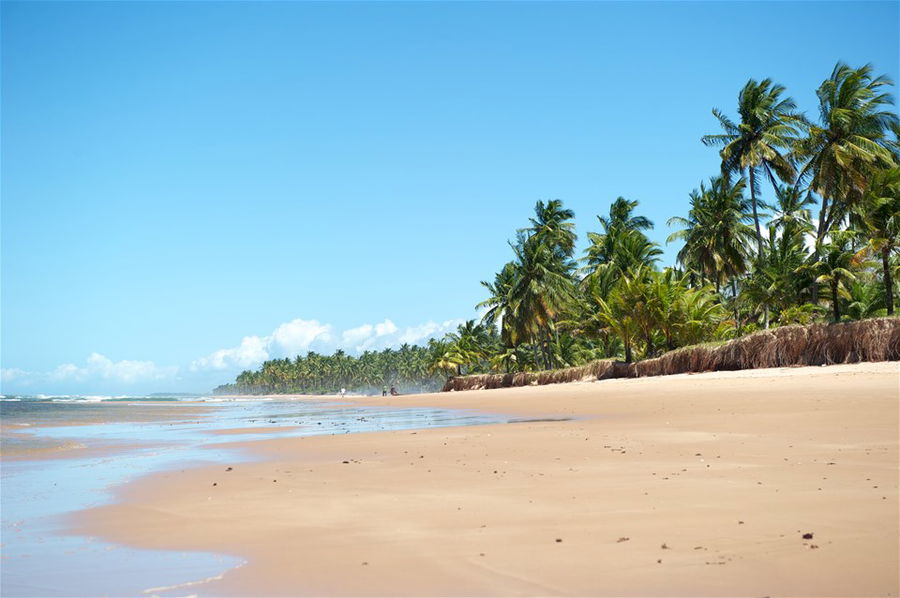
[
  {"x1": 213, "y1": 482, "x2": 217, "y2": 486},
  {"x1": 555, "y1": 538, "x2": 562, "y2": 543},
  {"x1": 226, "y1": 467, "x2": 233, "y2": 472},
  {"x1": 802, "y1": 532, "x2": 814, "y2": 539}
]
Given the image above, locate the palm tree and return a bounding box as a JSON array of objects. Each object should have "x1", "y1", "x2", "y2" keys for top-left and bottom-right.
[
  {"x1": 809, "y1": 232, "x2": 866, "y2": 322},
  {"x1": 583, "y1": 198, "x2": 661, "y2": 284},
  {"x1": 477, "y1": 261, "x2": 518, "y2": 344},
  {"x1": 521, "y1": 199, "x2": 577, "y2": 259},
  {"x1": 507, "y1": 237, "x2": 577, "y2": 368},
  {"x1": 845, "y1": 278, "x2": 888, "y2": 320},
  {"x1": 763, "y1": 184, "x2": 816, "y2": 243},
  {"x1": 590, "y1": 271, "x2": 643, "y2": 363},
  {"x1": 702, "y1": 78, "x2": 805, "y2": 257},
  {"x1": 857, "y1": 166, "x2": 900, "y2": 314},
  {"x1": 668, "y1": 176, "x2": 755, "y2": 293},
  {"x1": 797, "y1": 63, "x2": 898, "y2": 241}
]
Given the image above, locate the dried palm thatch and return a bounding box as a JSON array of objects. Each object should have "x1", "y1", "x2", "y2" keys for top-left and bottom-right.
[{"x1": 441, "y1": 317, "x2": 900, "y2": 392}]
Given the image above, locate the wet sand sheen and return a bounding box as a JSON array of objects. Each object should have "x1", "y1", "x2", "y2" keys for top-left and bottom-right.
[{"x1": 73, "y1": 362, "x2": 899, "y2": 597}]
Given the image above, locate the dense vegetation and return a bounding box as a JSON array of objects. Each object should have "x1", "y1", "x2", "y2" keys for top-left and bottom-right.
[{"x1": 217, "y1": 62, "x2": 899, "y2": 396}]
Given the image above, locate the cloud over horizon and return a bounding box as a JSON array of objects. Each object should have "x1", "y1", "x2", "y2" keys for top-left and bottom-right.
[
  {"x1": 190, "y1": 317, "x2": 462, "y2": 372},
  {"x1": 2, "y1": 316, "x2": 465, "y2": 394}
]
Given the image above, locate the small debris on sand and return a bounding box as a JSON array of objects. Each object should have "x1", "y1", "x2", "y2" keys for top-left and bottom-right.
[
  {"x1": 617, "y1": 537, "x2": 630, "y2": 543},
  {"x1": 555, "y1": 538, "x2": 562, "y2": 543},
  {"x1": 802, "y1": 532, "x2": 814, "y2": 540}
]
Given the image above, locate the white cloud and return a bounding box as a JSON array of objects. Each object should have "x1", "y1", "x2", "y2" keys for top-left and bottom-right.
[
  {"x1": 191, "y1": 335, "x2": 270, "y2": 371},
  {"x1": 84, "y1": 353, "x2": 177, "y2": 383},
  {"x1": 397, "y1": 319, "x2": 462, "y2": 345},
  {"x1": 39, "y1": 353, "x2": 178, "y2": 384},
  {"x1": 374, "y1": 320, "x2": 398, "y2": 336},
  {"x1": 270, "y1": 319, "x2": 333, "y2": 355},
  {"x1": 341, "y1": 323, "x2": 375, "y2": 349},
  {"x1": 2, "y1": 316, "x2": 467, "y2": 393},
  {"x1": 1, "y1": 368, "x2": 28, "y2": 383},
  {"x1": 191, "y1": 317, "x2": 465, "y2": 371},
  {"x1": 49, "y1": 363, "x2": 87, "y2": 382}
]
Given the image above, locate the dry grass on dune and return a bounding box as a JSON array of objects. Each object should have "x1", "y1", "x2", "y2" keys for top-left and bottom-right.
[{"x1": 442, "y1": 317, "x2": 900, "y2": 392}]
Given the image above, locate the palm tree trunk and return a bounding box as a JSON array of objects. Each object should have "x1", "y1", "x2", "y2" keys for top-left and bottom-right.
[
  {"x1": 749, "y1": 169, "x2": 764, "y2": 259},
  {"x1": 831, "y1": 280, "x2": 840, "y2": 322},
  {"x1": 624, "y1": 338, "x2": 632, "y2": 364},
  {"x1": 882, "y1": 246, "x2": 894, "y2": 316},
  {"x1": 731, "y1": 279, "x2": 739, "y2": 330}
]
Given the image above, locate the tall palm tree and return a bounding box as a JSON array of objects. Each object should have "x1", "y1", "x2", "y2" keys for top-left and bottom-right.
[
  {"x1": 668, "y1": 176, "x2": 755, "y2": 293},
  {"x1": 702, "y1": 78, "x2": 805, "y2": 257},
  {"x1": 583, "y1": 198, "x2": 660, "y2": 284},
  {"x1": 763, "y1": 184, "x2": 816, "y2": 243},
  {"x1": 521, "y1": 199, "x2": 577, "y2": 259},
  {"x1": 477, "y1": 262, "x2": 519, "y2": 341},
  {"x1": 797, "y1": 63, "x2": 898, "y2": 240},
  {"x1": 857, "y1": 166, "x2": 900, "y2": 314},
  {"x1": 809, "y1": 232, "x2": 866, "y2": 322}
]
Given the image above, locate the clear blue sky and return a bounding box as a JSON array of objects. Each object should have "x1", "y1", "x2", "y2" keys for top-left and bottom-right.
[{"x1": 2, "y1": 1, "x2": 897, "y2": 394}]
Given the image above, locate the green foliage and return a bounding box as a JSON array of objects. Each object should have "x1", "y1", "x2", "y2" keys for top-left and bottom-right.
[{"x1": 222, "y1": 62, "x2": 899, "y2": 393}]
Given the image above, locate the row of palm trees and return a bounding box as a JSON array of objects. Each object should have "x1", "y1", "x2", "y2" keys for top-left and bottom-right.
[
  {"x1": 219, "y1": 61, "x2": 898, "y2": 394},
  {"x1": 432, "y1": 61, "x2": 898, "y2": 377},
  {"x1": 214, "y1": 345, "x2": 449, "y2": 395}
]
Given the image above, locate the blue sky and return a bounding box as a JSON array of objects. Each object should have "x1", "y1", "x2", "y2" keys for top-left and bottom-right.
[{"x1": 2, "y1": 1, "x2": 897, "y2": 394}]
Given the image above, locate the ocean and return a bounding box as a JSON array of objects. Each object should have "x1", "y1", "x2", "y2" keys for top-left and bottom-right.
[{"x1": 0, "y1": 394, "x2": 510, "y2": 596}]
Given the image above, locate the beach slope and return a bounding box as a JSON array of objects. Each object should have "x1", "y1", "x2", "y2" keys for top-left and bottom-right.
[{"x1": 74, "y1": 362, "x2": 899, "y2": 596}]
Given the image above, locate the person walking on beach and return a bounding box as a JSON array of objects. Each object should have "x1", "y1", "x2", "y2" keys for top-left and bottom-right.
[
  {"x1": 340, "y1": 388, "x2": 345, "y2": 398},
  {"x1": 382, "y1": 385, "x2": 387, "y2": 397}
]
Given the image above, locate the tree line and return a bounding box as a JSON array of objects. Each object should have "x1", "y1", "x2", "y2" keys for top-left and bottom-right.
[{"x1": 217, "y1": 61, "x2": 898, "y2": 395}]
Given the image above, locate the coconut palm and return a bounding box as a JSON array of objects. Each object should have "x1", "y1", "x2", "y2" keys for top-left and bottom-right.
[
  {"x1": 506, "y1": 237, "x2": 577, "y2": 368},
  {"x1": 797, "y1": 63, "x2": 898, "y2": 240},
  {"x1": 809, "y1": 232, "x2": 866, "y2": 322},
  {"x1": 856, "y1": 166, "x2": 900, "y2": 314},
  {"x1": 763, "y1": 184, "x2": 816, "y2": 243},
  {"x1": 845, "y1": 278, "x2": 888, "y2": 320},
  {"x1": 702, "y1": 78, "x2": 805, "y2": 257},
  {"x1": 521, "y1": 199, "x2": 577, "y2": 259},
  {"x1": 668, "y1": 176, "x2": 755, "y2": 293},
  {"x1": 477, "y1": 261, "x2": 518, "y2": 343}
]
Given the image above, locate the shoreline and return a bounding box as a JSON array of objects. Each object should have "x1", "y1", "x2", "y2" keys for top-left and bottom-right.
[{"x1": 73, "y1": 362, "x2": 899, "y2": 596}]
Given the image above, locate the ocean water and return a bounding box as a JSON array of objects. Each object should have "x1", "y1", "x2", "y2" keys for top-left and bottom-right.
[{"x1": 0, "y1": 395, "x2": 509, "y2": 597}]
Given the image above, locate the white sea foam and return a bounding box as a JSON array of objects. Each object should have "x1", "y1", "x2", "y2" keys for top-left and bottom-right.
[{"x1": 142, "y1": 561, "x2": 244, "y2": 596}]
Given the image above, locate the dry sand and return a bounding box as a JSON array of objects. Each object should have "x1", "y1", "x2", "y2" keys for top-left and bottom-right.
[{"x1": 74, "y1": 362, "x2": 899, "y2": 596}]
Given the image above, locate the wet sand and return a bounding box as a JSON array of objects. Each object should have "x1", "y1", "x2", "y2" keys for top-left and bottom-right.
[{"x1": 74, "y1": 362, "x2": 899, "y2": 596}]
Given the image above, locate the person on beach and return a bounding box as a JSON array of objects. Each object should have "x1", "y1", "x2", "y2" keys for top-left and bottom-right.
[
  {"x1": 390, "y1": 385, "x2": 398, "y2": 396},
  {"x1": 340, "y1": 388, "x2": 345, "y2": 398},
  {"x1": 382, "y1": 385, "x2": 387, "y2": 397}
]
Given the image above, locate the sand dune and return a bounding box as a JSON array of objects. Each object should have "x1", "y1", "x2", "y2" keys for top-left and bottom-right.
[{"x1": 73, "y1": 361, "x2": 899, "y2": 596}]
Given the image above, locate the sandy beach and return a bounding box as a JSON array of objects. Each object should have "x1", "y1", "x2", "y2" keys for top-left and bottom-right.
[{"x1": 73, "y1": 362, "x2": 899, "y2": 597}]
